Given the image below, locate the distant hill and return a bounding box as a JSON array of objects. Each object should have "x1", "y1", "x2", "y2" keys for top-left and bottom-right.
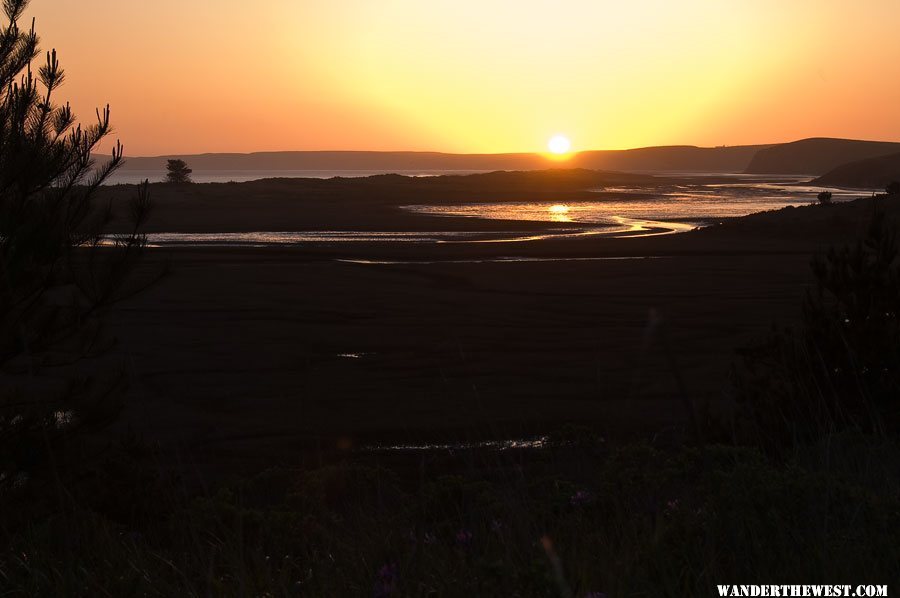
[
  {"x1": 572, "y1": 144, "x2": 769, "y2": 172},
  {"x1": 812, "y1": 152, "x2": 900, "y2": 189},
  {"x1": 745, "y1": 138, "x2": 900, "y2": 175},
  {"x1": 117, "y1": 151, "x2": 545, "y2": 172},
  {"x1": 111, "y1": 144, "x2": 769, "y2": 175},
  {"x1": 106, "y1": 139, "x2": 900, "y2": 178}
]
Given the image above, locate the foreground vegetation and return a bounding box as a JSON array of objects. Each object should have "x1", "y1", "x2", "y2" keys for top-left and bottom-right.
[{"x1": 3, "y1": 432, "x2": 899, "y2": 596}]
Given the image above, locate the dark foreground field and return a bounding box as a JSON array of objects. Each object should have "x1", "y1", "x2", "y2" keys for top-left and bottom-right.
[{"x1": 110, "y1": 248, "x2": 811, "y2": 464}]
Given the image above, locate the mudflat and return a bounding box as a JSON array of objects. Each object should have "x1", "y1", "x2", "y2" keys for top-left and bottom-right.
[{"x1": 100, "y1": 177, "x2": 900, "y2": 467}]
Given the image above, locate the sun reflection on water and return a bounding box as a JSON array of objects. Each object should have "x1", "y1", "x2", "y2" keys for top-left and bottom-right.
[{"x1": 548, "y1": 204, "x2": 572, "y2": 222}]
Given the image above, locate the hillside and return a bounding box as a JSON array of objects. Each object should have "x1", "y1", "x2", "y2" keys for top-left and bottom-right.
[
  {"x1": 745, "y1": 137, "x2": 900, "y2": 175},
  {"x1": 812, "y1": 152, "x2": 900, "y2": 189},
  {"x1": 572, "y1": 144, "x2": 768, "y2": 172}
]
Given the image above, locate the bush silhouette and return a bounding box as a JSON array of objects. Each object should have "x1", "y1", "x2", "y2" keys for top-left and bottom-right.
[
  {"x1": 166, "y1": 159, "x2": 193, "y2": 183},
  {"x1": 817, "y1": 191, "x2": 833, "y2": 205},
  {"x1": 735, "y1": 209, "x2": 900, "y2": 450},
  {"x1": 886, "y1": 181, "x2": 900, "y2": 196},
  {"x1": 0, "y1": 0, "x2": 150, "y2": 511}
]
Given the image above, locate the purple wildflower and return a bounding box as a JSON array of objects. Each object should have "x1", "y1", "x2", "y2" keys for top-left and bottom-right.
[
  {"x1": 570, "y1": 490, "x2": 595, "y2": 507},
  {"x1": 455, "y1": 529, "x2": 473, "y2": 548},
  {"x1": 664, "y1": 498, "x2": 680, "y2": 515},
  {"x1": 373, "y1": 563, "x2": 398, "y2": 598}
]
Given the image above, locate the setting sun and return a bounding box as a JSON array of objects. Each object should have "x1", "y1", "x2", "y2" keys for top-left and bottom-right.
[{"x1": 548, "y1": 135, "x2": 572, "y2": 155}]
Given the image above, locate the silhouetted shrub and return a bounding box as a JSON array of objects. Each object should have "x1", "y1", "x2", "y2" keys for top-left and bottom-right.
[
  {"x1": 0, "y1": 0, "x2": 150, "y2": 515},
  {"x1": 166, "y1": 158, "x2": 193, "y2": 183},
  {"x1": 735, "y1": 210, "x2": 900, "y2": 450},
  {"x1": 886, "y1": 181, "x2": 900, "y2": 196},
  {"x1": 817, "y1": 191, "x2": 833, "y2": 205}
]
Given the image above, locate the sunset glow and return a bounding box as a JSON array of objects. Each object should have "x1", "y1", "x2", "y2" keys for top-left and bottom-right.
[{"x1": 25, "y1": 0, "x2": 900, "y2": 156}]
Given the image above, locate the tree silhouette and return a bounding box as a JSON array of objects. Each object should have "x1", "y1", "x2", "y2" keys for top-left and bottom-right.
[
  {"x1": 166, "y1": 158, "x2": 192, "y2": 184},
  {"x1": 817, "y1": 191, "x2": 833, "y2": 205},
  {"x1": 0, "y1": 0, "x2": 150, "y2": 505},
  {"x1": 886, "y1": 181, "x2": 900, "y2": 196}
]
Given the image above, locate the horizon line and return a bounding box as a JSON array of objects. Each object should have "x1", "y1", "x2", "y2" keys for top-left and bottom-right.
[{"x1": 113, "y1": 136, "x2": 900, "y2": 160}]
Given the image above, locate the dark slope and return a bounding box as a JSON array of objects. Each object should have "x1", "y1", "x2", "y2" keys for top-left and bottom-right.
[
  {"x1": 745, "y1": 138, "x2": 900, "y2": 175},
  {"x1": 812, "y1": 152, "x2": 900, "y2": 189}
]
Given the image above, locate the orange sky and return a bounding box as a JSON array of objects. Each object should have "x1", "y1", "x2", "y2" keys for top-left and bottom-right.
[{"x1": 26, "y1": 0, "x2": 900, "y2": 156}]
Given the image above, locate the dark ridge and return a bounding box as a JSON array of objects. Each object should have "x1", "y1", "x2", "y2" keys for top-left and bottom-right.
[
  {"x1": 812, "y1": 151, "x2": 900, "y2": 189},
  {"x1": 570, "y1": 144, "x2": 770, "y2": 172},
  {"x1": 745, "y1": 137, "x2": 900, "y2": 175}
]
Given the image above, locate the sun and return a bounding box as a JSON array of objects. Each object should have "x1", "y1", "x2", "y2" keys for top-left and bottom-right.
[{"x1": 547, "y1": 134, "x2": 572, "y2": 155}]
